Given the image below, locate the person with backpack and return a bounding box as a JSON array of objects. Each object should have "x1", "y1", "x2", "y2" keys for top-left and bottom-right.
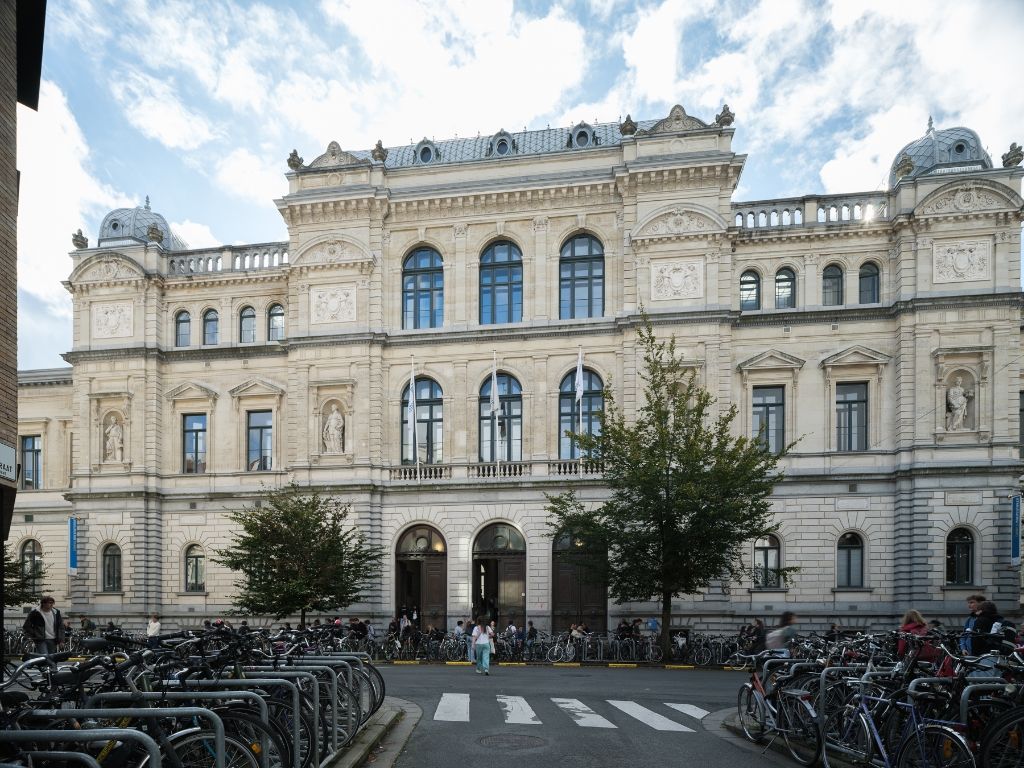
[{"x1": 765, "y1": 611, "x2": 798, "y2": 657}]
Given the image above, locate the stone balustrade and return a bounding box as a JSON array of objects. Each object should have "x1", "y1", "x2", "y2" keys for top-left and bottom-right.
[
  {"x1": 386, "y1": 459, "x2": 604, "y2": 482},
  {"x1": 166, "y1": 242, "x2": 290, "y2": 275},
  {"x1": 732, "y1": 193, "x2": 889, "y2": 231}
]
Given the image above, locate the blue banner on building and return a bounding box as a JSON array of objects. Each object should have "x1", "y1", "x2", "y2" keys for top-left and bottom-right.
[
  {"x1": 68, "y1": 517, "x2": 78, "y2": 575},
  {"x1": 1012, "y1": 495, "x2": 1021, "y2": 568}
]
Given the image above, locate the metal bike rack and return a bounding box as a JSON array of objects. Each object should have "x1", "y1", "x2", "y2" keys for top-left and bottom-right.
[
  {"x1": 0, "y1": 728, "x2": 162, "y2": 768},
  {"x1": 245, "y1": 665, "x2": 340, "y2": 754},
  {"x1": 21, "y1": 751, "x2": 103, "y2": 768},
  {"x1": 27, "y1": 707, "x2": 225, "y2": 768},
  {"x1": 959, "y1": 683, "x2": 1010, "y2": 725},
  {"x1": 235, "y1": 670, "x2": 322, "y2": 767}
]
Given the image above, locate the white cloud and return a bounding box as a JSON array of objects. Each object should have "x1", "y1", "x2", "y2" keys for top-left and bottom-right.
[
  {"x1": 17, "y1": 81, "x2": 133, "y2": 310},
  {"x1": 170, "y1": 220, "x2": 221, "y2": 249},
  {"x1": 214, "y1": 149, "x2": 286, "y2": 206},
  {"x1": 112, "y1": 71, "x2": 219, "y2": 150}
]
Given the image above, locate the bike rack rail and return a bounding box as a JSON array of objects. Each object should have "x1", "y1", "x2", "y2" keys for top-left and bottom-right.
[
  {"x1": 21, "y1": 752, "x2": 102, "y2": 768},
  {"x1": 0, "y1": 728, "x2": 161, "y2": 768}
]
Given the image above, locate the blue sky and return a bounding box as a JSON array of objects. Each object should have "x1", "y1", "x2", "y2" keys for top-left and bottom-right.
[{"x1": 16, "y1": 0, "x2": 1023, "y2": 370}]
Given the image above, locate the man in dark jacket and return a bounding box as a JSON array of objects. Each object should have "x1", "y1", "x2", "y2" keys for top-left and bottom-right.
[{"x1": 23, "y1": 596, "x2": 64, "y2": 654}]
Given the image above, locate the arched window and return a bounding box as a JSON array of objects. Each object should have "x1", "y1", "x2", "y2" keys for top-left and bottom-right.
[
  {"x1": 175, "y1": 311, "x2": 191, "y2": 347},
  {"x1": 479, "y1": 241, "x2": 523, "y2": 325},
  {"x1": 402, "y1": 248, "x2": 444, "y2": 329},
  {"x1": 101, "y1": 543, "x2": 122, "y2": 592},
  {"x1": 946, "y1": 528, "x2": 974, "y2": 585},
  {"x1": 396, "y1": 525, "x2": 447, "y2": 555},
  {"x1": 559, "y1": 235, "x2": 604, "y2": 320},
  {"x1": 739, "y1": 270, "x2": 761, "y2": 311},
  {"x1": 859, "y1": 262, "x2": 880, "y2": 304},
  {"x1": 239, "y1": 306, "x2": 256, "y2": 343},
  {"x1": 402, "y1": 378, "x2": 443, "y2": 464},
  {"x1": 267, "y1": 304, "x2": 285, "y2": 341},
  {"x1": 753, "y1": 535, "x2": 781, "y2": 588},
  {"x1": 20, "y1": 539, "x2": 42, "y2": 594},
  {"x1": 559, "y1": 369, "x2": 602, "y2": 459},
  {"x1": 822, "y1": 264, "x2": 844, "y2": 306},
  {"x1": 836, "y1": 532, "x2": 864, "y2": 588},
  {"x1": 775, "y1": 268, "x2": 796, "y2": 309},
  {"x1": 184, "y1": 544, "x2": 206, "y2": 592},
  {"x1": 479, "y1": 373, "x2": 522, "y2": 462},
  {"x1": 202, "y1": 309, "x2": 219, "y2": 345}
]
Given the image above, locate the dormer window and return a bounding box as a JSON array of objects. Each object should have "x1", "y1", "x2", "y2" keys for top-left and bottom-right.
[
  {"x1": 110, "y1": 220, "x2": 120, "y2": 230},
  {"x1": 953, "y1": 142, "x2": 966, "y2": 155},
  {"x1": 569, "y1": 122, "x2": 595, "y2": 149},
  {"x1": 496, "y1": 138, "x2": 510, "y2": 155},
  {"x1": 489, "y1": 131, "x2": 515, "y2": 158},
  {"x1": 415, "y1": 139, "x2": 438, "y2": 164}
]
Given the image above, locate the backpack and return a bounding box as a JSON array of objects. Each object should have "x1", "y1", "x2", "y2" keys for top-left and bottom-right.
[{"x1": 765, "y1": 628, "x2": 786, "y2": 650}]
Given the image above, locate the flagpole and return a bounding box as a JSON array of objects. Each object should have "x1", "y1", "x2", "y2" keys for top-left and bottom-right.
[
  {"x1": 409, "y1": 355, "x2": 419, "y2": 482},
  {"x1": 576, "y1": 346, "x2": 584, "y2": 471},
  {"x1": 493, "y1": 351, "x2": 501, "y2": 474}
]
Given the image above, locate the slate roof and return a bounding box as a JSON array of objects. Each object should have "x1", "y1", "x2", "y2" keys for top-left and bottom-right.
[{"x1": 889, "y1": 123, "x2": 992, "y2": 188}]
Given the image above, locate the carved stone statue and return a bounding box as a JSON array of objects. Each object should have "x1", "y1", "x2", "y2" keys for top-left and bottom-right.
[
  {"x1": 146, "y1": 224, "x2": 164, "y2": 244},
  {"x1": 1002, "y1": 142, "x2": 1023, "y2": 168},
  {"x1": 371, "y1": 140, "x2": 388, "y2": 162},
  {"x1": 72, "y1": 229, "x2": 88, "y2": 249},
  {"x1": 893, "y1": 153, "x2": 915, "y2": 180},
  {"x1": 104, "y1": 416, "x2": 124, "y2": 462},
  {"x1": 945, "y1": 376, "x2": 974, "y2": 431},
  {"x1": 619, "y1": 114, "x2": 637, "y2": 136},
  {"x1": 287, "y1": 149, "x2": 304, "y2": 170},
  {"x1": 715, "y1": 104, "x2": 735, "y2": 127},
  {"x1": 322, "y1": 403, "x2": 345, "y2": 453}
]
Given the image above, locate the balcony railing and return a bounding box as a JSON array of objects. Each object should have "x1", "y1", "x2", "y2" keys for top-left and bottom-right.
[
  {"x1": 166, "y1": 242, "x2": 290, "y2": 276},
  {"x1": 385, "y1": 460, "x2": 604, "y2": 482},
  {"x1": 732, "y1": 193, "x2": 889, "y2": 232}
]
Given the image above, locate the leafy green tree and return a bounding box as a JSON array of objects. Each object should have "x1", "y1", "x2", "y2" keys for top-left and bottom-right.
[
  {"x1": 3, "y1": 543, "x2": 45, "y2": 607},
  {"x1": 216, "y1": 484, "x2": 383, "y2": 625},
  {"x1": 547, "y1": 318, "x2": 793, "y2": 656}
]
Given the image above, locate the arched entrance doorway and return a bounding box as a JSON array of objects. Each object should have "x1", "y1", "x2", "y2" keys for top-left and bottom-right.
[
  {"x1": 472, "y1": 523, "x2": 526, "y2": 627},
  {"x1": 395, "y1": 525, "x2": 447, "y2": 631},
  {"x1": 551, "y1": 531, "x2": 607, "y2": 632}
]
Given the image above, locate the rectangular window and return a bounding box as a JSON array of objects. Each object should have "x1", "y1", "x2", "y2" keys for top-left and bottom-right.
[
  {"x1": 246, "y1": 410, "x2": 273, "y2": 471},
  {"x1": 836, "y1": 383, "x2": 869, "y2": 451},
  {"x1": 182, "y1": 414, "x2": 207, "y2": 474},
  {"x1": 20, "y1": 436, "x2": 41, "y2": 490},
  {"x1": 751, "y1": 386, "x2": 785, "y2": 453}
]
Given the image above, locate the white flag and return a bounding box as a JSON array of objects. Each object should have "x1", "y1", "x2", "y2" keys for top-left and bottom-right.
[
  {"x1": 406, "y1": 357, "x2": 417, "y2": 461},
  {"x1": 489, "y1": 352, "x2": 500, "y2": 415},
  {"x1": 575, "y1": 347, "x2": 584, "y2": 403}
]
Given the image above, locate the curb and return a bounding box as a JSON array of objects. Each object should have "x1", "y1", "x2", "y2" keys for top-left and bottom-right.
[
  {"x1": 376, "y1": 659, "x2": 742, "y2": 670},
  {"x1": 327, "y1": 698, "x2": 404, "y2": 768}
]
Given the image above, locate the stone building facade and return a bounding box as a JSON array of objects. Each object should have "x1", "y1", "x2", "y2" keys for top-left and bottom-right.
[{"x1": 9, "y1": 106, "x2": 1024, "y2": 632}]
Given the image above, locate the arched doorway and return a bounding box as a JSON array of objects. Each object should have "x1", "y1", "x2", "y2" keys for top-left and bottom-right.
[
  {"x1": 551, "y1": 531, "x2": 607, "y2": 632},
  {"x1": 395, "y1": 525, "x2": 447, "y2": 631},
  {"x1": 472, "y1": 523, "x2": 526, "y2": 627}
]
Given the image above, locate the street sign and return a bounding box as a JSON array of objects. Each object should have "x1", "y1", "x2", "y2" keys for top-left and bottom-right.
[
  {"x1": 68, "y1": 517, "x2": 78, "y2": 575},
  {"x1": 1012, "y1": 495, "x2": 1021, "y2": 568},
  {"x1": 0, "y1": 442, "x2": 14, "y2": 483}
]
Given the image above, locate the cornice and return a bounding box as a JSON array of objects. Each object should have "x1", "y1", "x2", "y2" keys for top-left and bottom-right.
[{"x1": 62, "y1": 343, "x2": 290, "y2": 365}]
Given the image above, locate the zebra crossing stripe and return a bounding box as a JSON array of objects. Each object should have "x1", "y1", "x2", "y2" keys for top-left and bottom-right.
[
  {"x1": 665, "y1": 703, "x2": 710, "y2": 720},
  {"x1": 496, "y1": 695, "x2": 541, "y2": 725},
  {"x1": 606, "y1": 700, "x2": 695, "y2": 732},
  {"x1": 434, "y1": 693, "x2": 470, "y2": 721},
  {"x1": 551, "y1": 698, "x2": 617, "y2": 728}
]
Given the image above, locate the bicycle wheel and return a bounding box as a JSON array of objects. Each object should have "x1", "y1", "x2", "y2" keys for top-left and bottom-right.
[
  {"x1": 163, "y1": 730, "x2": 261, "y2": 768},
  {"x1": 979, "y1": 707, "x2": 1024, "y2": 767},
  {"x1": 895, "y1": 724, "x2": 975, "y2": 768},
  {"x1": 737, "y1": 684, "x2": 767, "y2": 743},
  {"x1": 219, "y1": 711, "x2": 289, "y2": 768},
  {"x1": 694, "y1": 646, "x2": 713, "y2": 666},
  {"x1": 780, "y1": 694, "x2": 822, "y2": 766},
  {"x1": 546, "y1": 645, "x2": 563, "y2": 662}
]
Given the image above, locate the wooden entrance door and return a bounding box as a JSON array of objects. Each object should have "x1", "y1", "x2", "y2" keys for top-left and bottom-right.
[
  {"x1": 551, "y1": 534, "x2": 607, "y2": 631},
  {"x1": 395, "y1": 525, "x2": 447, "y2": 629}
]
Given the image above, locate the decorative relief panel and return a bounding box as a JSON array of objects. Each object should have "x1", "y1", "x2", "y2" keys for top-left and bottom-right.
[
  {"x1": 91, "y1": 301, "x2": 133, "y2": 339},
  {"x1": 651, "y1": 258, "x2": 704, "y2": 300},
  {"x1": 636, "y1": 208, "x2": 716, "y2": 238},
  {"x1": 921, "y1": 184, "x2": 1003, "y2": 215},
  {"x1": 310, "y1": 285, "x2": 357, "y2": 324},
  {"x1": 932, "y1": 240, "x2": 991, "y2": 283},
  {"x1": 79, "y1": 257, "x2": 142, "y2": 282}
]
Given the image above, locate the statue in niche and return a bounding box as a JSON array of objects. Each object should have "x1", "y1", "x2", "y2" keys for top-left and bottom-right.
[
  {"x1": 104, "y1": 415, "x2": 124, "y2": 462},
  {"x1": 322, "y1": 403, "x2": 345, "y2": 453},
  {"x1": 945, "y1": 376, "x2": 974, "y2": 431}
]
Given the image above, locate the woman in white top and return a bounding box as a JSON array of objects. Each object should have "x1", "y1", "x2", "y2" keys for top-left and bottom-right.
[
  {"x1": 146, "y1": 613, "x2": 161, "y2": 648},
  {"x1": 472, "y1": 618, "x2": 494, "y2": 675}
]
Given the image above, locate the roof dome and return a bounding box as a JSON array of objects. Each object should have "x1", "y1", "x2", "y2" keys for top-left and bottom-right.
[
  {"x1": 889, "y1": 119, "x2": 992, "y2": 188},
  {"x1": 96, "y1": 197, "x2": 188, "y2": 250}
]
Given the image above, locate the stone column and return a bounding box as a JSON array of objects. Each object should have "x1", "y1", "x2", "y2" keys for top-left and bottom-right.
[
  {"x1": 532, "y1": 217, "x2": 548, "y2": 320},
  {"x1": 453, "y1": 224, "x2": 468, "y2": 326}
]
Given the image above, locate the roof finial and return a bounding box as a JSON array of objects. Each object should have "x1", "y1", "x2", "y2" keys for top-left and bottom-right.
[
  {"x1": 144, "y1": 195, "x2": 150, "y2": 210},
  {"x1": 927, "y1": 116, "x2": 934, "y2": 134}
]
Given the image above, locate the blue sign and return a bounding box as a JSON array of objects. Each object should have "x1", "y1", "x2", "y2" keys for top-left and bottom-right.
[
  {"x1": 1012, "y1": 496, "x2": 1021, "y2": 568},
  {"x1": 68, "y1": 517, "x2": 78, "y2": 575}
]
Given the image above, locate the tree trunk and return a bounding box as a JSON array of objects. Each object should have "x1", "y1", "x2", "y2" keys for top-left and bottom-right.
[
  {"x1": 660, "y1": 588, "x2": 673, "y2": 660},
  {"x1": 300, "y1": 607, "x2": 306, "y2": 627}
]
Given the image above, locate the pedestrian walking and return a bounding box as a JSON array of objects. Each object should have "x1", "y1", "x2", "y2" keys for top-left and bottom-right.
[
  {"x1": 146, "y1": 612, "x2": 162, "y2": 649},
  {"x1": 473, "y1": 618, "x2": 494, "y2": 675},
  {"x1": 23, "y1": 595, "x2": 64, "y2": 655}
]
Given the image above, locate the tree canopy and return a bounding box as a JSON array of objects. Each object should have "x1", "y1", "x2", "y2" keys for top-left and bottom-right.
[
  {"x1": 3, "y1": 543, "x2": 45, "y2": 607},
  {"x1": 216, "y1": 485, "x2": 383, "y2": 624},
  {"x1": 547, "y1": 318, "x2": 793, "y2": 654}
]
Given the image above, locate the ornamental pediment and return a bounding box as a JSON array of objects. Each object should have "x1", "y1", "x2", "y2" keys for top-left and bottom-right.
[
  {"x1": 308, "y1": 141, "x2": 369, "y2": 169},
  {"x1": 632, "y1": 205, "x2": 726, "y2": 242},
  {"x1": 820, "y1": 346, "x2": 891, "y2": 369},
  {"x1": 165, "y1": 381, "x2": 219, "y2": 402},
  {"x1": 70, "y1": 253, "x2": 144, "y2": 284},
  {"x1": 635, "y1": 105, "x2": 709, "y2": 135},
  {"x1": 737, "y1": 349, "x2": 806, "y2": 372},
  {"x1": 916, "y1": 180, "x2": 1023, "y2": 216},
  {"x1": 228, "y1": 378, "x2": 286, "y2": 399},
  {"x1": 290, "y1": 236, "x2": 376, "y2": 273}
]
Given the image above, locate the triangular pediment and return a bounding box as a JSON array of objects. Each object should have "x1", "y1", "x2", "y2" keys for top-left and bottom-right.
[
  {"x1": 737, "y1": 349, "x2": 806, "y2": 372},
  {"x1": 165, "y1": 381, "x2": 219, "y2": 402},
  {"x1": 821, "y1": 345, "x2": 892, "y2": 368},
  {"x1": 229, "y1": 378, "x2": 286, "y2": 399}
]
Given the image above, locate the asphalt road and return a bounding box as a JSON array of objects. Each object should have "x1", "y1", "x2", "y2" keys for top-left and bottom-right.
[{"x1": 379, "y1": 664, "x2": 791, "y2": 767}]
